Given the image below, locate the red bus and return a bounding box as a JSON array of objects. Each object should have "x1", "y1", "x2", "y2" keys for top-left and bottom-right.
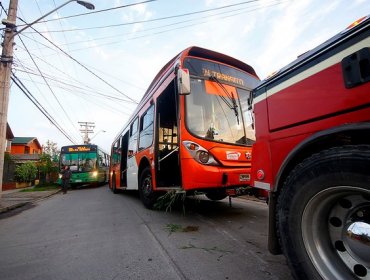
[{"x1": 109, "y1": 46, "x2": 260, "y2": 208}]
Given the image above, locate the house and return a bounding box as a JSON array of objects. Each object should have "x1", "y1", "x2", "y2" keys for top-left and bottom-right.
[
  {"x1": 3, "y1": 136, "x2": 43, "y2": 190},
  {"x1": 11, "y1": 137, "x2": 42, "y2": 155}
]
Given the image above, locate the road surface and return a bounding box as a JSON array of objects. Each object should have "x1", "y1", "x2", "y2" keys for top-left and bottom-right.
[{"x1": 0, "y1": 185, "x2": 292, "y2": 280}]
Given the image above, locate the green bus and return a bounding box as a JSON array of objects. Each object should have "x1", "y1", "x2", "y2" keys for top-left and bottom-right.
[{"x1": 58, "y1": 144, "x2": 109, "y2": 187}]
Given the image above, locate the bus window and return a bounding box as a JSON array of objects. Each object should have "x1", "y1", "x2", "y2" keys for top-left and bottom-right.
[
  {"x1": 112, "y1": 139, "x2": 121, "y2": 165},
  {"x1": 128, "y1": 118, "x2": 139, "y2": 157},
  {"x1": 139, "y1": 105, "x2": 154, "y2": 151}
]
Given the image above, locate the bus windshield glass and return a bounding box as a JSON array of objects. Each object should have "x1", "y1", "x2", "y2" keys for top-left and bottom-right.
[
  {"x1": 184, "y1": 58, "x2": 258, "y2": 145},
  {"x1": 61, "y1": 152, "x2": 97, "y2": 172}
]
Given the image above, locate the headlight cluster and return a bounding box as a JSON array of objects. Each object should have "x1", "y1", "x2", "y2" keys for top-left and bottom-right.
[
  {"x1": 183, "y1": 141, "x2": 219, "y2": 165},
  {"x1": 92, "y1": 171, "x2": 98, "y2": 177}
]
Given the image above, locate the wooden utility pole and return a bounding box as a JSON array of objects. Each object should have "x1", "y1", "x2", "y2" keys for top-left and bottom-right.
[
  {"x1": 0, "y1": 0, "x2": 18, "y2": 197},
  {"x1": 79, "y1": 122, "x2": 95, "y2": 144}
]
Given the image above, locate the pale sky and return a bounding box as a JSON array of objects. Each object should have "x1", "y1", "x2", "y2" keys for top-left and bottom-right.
[{"x1": 3, "y1": 0, "x2": 368, "y2": 152}]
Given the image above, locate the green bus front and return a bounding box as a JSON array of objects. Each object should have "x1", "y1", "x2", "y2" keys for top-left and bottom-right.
[{"x1": 58, "y1": 145, "x2": 109, "y2": 187}]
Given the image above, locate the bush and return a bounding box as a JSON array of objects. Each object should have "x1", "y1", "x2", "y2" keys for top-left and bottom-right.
[{"x1": 14, "y1": 162, "x2": 37, "y2": 182}]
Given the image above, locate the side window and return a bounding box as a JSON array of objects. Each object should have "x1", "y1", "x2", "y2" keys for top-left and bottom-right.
[
  {"x1": 112, "y1": 139, "x2": 121, "y2": 165},
  {"x1": 128, "y1": 118, "x2": 139, "y2": 158},
  {"x1": 139, "y1": 105, "x2": 154, "y2": 151}
]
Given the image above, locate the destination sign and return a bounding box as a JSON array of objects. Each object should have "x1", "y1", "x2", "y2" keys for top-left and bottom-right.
[
  {"x1": 183, "y1": 57, "x2": 256, "y2": 89},
  {"x1": 202, "y1": 68, "x2": 244, "y2": 86},
  {"x1": 61, "y1": 145, "x2": 97, "y2": 153}
]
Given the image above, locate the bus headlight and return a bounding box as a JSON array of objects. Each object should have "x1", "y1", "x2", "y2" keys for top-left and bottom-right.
[
  {"x1": 183, "y1": 141, "x2": 219, "y2": 166},
  {"x1": 59, "y1": 174, "x2": 62, "y2": 179},
  {"x1": 92, "y1": 171, "x2": 98, "y2": 177},
  {"x1": 198, "y1": 151, "x2": 209, "y2": 163}
]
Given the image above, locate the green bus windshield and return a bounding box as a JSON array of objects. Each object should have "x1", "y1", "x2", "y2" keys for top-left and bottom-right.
[{"x1": 61, "y1": 152, "x2": 97, "y2": 172}]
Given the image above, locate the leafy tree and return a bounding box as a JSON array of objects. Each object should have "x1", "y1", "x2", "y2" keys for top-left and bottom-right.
[
  {"x1": 14, "y1": 162, "x2": 37, "y2": 182},
  {"x1": 39, "y1": 140, "x2": 59, "y2": 184},
  {"x1": 42, "y1": 140, "x2": 59, "y2": 161}
]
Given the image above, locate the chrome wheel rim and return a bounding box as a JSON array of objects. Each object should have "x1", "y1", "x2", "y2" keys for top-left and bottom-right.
[
  {"x1": 302, "y1": 186, "x2": 370, "y2": 280},
  {"x1": 142, "y1": 175, "x2": 152, "y2": 196}
]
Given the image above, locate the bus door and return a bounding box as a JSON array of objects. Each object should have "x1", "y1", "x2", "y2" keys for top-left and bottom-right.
[
  {"x1": 120, "y1": 131, "x2": 129, "y2": 187},
  {"x1": 156, "y1": 83, "x2": 181, "y2": 188},
  {"x1": 127, "y1": 118, "x2": 139, "y2": 189}
]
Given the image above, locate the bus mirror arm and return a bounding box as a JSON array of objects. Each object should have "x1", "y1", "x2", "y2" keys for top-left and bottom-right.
[{"x1": 177, "y1": 68, "x2": 191, "y2": 95}]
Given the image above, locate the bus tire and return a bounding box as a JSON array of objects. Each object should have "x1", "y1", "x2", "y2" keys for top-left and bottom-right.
[
  {"x1": 139, "y1": 167, "x2": 158, "y2": 209},
  {"x1": 112, "y1": 176, "x2": 118, "y2": 194},
  {"x1": 277, "y1": 145, "x2": 370, "y2": 280}
]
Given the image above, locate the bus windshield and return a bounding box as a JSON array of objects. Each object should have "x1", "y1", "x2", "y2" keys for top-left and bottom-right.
[
  {"x1": 61, "y1": 152, "x2": 97, "y2": 172},
  {"x1": 184, "y1": 58, "x2": 257, "y2": 145}
]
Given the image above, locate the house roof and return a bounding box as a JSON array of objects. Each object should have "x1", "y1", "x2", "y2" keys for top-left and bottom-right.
[
  {"x1": 6, "y1": 123, "x2": 14, "y2": 140},
  {"x1": 12, "y1": 137, "x2": 42, "y2": 149}
]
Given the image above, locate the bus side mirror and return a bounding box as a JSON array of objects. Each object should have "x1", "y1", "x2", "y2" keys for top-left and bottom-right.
[{"x1": 177, "y1": 68, "x2": 191, "y2": 95}]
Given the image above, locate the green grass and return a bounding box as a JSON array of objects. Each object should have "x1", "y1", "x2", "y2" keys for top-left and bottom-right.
[
  {"x1": 164, "y1": 224, "x2": 199, "y2": 235},
  {"x1": 19, "y1": 184, "x2": 59, "y2": 192}
]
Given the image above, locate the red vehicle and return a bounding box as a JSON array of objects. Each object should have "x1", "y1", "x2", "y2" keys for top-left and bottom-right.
[
  {"x1": 251, "y1": 16, "x2": 370, "y2": 279},
  {"x1": 110, "y1": 46, "x2": 260, "y2": 208}
]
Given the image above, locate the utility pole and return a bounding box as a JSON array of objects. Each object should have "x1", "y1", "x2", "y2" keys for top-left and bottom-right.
[
  {"x1": 0, "y1": 0, "x2": 18, "y2": 197},
  {"x1": 0, "y1": 0, "x2": 94, "y2": 197},
  {"x1": 79, "y1": 122, "x2": 95, "y2": 144}
]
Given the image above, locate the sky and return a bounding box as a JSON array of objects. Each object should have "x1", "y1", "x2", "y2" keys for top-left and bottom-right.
[{"x1": 2, "y1": 0, "x2": 369, "y2": 153}]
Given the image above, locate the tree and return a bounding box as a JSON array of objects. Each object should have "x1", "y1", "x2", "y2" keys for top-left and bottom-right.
[
  {"x1": 39, "y1": 140, "x2": 59, "y2": 184},
  {"x1": 42, "y1": 140, "x2": 59, "y2": 161},
  {"x1": 14, "y1": 162, "x2": 37, "y2": 182}
]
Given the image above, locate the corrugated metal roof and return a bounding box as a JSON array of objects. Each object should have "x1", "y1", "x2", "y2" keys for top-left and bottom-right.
[{"x1": 12, "y1": 137, "x2": 36, "y2": 144}]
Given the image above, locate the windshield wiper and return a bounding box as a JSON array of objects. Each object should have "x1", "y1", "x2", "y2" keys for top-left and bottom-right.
[{"x1": 209, "y1": 76, "x2": 240, "y2": 125}]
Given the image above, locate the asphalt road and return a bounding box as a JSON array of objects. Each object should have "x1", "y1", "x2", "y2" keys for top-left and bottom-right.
[{"x1": 0, "y1": 185, "x2": 293, "y2": 280}]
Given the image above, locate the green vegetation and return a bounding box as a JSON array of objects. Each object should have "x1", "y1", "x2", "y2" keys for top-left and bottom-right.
[
  {"x1": 165, "y1": 224, "x2": 199, "y2": 235},
  {"x1": 14, "y1": 162, "x2": 37, "y2": 182},
  {"x1": 154, "y1": 190, "x2": 187, "y2": 212}
]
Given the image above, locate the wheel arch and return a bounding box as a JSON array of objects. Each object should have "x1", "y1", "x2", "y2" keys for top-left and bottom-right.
[
  {"x1": 268, "y1": 122, "x2": 370, "y2": 255},
  {"x1": 274, "y1": 122, "x2": 370, "y2": 194},
  {"x1": 138, "y1": 156, "x2": 151, "y2": 183}
]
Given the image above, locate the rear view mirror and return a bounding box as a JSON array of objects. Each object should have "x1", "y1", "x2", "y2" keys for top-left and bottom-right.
[{"x1": 177, "y1": 68, "x2": 191, "y2": 95}]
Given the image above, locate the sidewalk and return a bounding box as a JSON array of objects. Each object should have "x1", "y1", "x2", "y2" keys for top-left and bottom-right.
[{"x1": 0, "y1": 187, "x2": 61, "y2": 214}]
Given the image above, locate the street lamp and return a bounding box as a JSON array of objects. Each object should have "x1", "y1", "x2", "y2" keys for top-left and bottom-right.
[
  {"x1": 0, "y1": 0, "x2": 95, "y2": 196},
  {"x1": 14, "y1": 0, "x2": 95, "y2": 36}
]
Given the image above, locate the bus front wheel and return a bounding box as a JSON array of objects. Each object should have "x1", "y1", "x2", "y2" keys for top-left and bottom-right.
[
  {"x1": 139, "y1": 167, "x2": 158, "y2": 209},
  {"x1": 277, "y1": 145, "x2": 370, "y2": 280}
]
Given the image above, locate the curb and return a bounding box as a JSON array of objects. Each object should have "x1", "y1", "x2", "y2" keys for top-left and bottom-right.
[
  {"x1": 0, "y1": 189, "x2": 61, "y2": 214},
  {"x1": 0, "y1": 202, "x2": 29, "y2": 214}
]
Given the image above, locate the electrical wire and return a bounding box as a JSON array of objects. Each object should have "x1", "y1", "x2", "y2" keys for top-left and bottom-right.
[
  {"x1": 11, "y1": 73, "x2": 78, "y2": 145},
  {"x1": 26, "y1": 0, "x2": 261, "y2": 33},
  {"x1": 17, "y1": 34, "x2": 81, "y2": 137},
  {"x1": 18, "y1": 0, "x2": 158, "y2": 26},
  {"x1": 17, "y1": 18, "x2": 139, "y2": 104}
]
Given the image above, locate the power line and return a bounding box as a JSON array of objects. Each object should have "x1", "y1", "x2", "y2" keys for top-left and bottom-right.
[
  {"x1": 57, "y1": 1, "x2": 288, "y2": 52},
  {"x1": 16, "y1": 33, "x2": 81, "y2": 137},
  {"x1": 17, "y1": 18, "x2": 139, "y2": 104},
  {"x1": 11, "y1": 73, "x2": 78, "y2": 145},
  {"x1": 18, "y1": 0, "x2": 157, "y2": 26},
  {"x1": 24, "y1": 0, "x2": 261, "y2": 33}
]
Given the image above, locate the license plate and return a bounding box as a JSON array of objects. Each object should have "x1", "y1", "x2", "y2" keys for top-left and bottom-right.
[
  {"x1": 239, "y1": 174, "x2": 250, "y2": 181},
  {"x1": 75, "y1": 179, "x2": 82, "y2": 182}
]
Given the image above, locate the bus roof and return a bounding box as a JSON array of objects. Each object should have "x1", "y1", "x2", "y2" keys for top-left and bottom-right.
[{"x1": 253, "y1": 15, "x2": 370, "y2": 96}]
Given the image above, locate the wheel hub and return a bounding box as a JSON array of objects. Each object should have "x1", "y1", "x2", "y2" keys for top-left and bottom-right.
[
  {"x1": 345, "y1": 220, "x2": 370, "y2": 264},
  {"x1": 302, "y1": 187, "x2": 370, "y2": 280}
]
